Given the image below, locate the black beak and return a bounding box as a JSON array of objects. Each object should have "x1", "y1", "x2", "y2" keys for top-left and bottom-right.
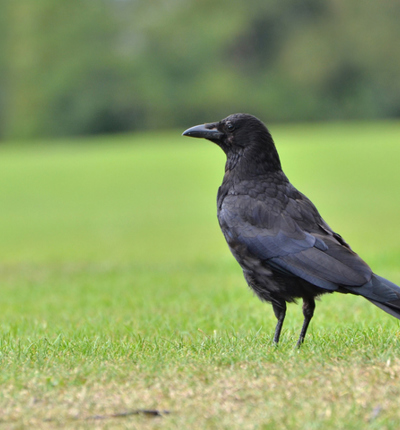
[{"x1": 182, "y1": 123, "x2": 224, "y2": 141}]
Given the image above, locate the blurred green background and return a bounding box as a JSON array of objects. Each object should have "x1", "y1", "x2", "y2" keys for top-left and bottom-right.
[{"x1": 2, "y1": 0, "x2": 400, "y2": 140}]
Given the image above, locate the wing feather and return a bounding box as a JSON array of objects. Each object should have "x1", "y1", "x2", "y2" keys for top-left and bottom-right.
[{"x1": 219, "y1": 192, "x2": 372, "y2": 290}]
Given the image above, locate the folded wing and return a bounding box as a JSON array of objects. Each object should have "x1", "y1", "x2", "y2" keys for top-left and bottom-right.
[{"x1": 219, "y1": 193, "x2": 372, "y2": 291}]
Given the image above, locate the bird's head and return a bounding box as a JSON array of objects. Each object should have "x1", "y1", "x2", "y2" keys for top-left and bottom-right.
[{"x1": 182, "y1": 113, "x2": 281, "y2": 172}]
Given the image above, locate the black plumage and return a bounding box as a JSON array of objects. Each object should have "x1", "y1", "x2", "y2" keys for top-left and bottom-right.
[{"x1": 182, "y1": 113, "x2": 400, "y2": 346}]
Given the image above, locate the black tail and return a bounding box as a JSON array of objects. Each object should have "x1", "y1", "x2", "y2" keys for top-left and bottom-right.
[{"x1": 346, "y1": 274, "x2": 400, "y2": 320}]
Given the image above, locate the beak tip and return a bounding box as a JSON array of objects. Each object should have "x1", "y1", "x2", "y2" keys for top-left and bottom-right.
[{"x1": 182, "y1": 127, "x2": 198, "y2": 137}]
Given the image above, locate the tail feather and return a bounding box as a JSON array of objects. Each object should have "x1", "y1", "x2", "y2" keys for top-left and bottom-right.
[
  {"x1": 346, "y1": 274, "x2": 400, "y2": 320},
  {"x1": 367, "y1": 299, "x2": 400, "y2": 320}
]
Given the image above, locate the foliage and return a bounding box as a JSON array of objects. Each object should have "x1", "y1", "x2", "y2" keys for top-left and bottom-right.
[{"x1": 1, "y1": 0, "x2": 400, "y2": 138}]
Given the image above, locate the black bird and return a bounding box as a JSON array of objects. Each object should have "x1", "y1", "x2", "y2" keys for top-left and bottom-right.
[{"x1": 183, "y1": 113, "x2": 400, "y2": 346}]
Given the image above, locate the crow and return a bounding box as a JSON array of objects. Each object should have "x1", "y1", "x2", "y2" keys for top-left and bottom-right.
[{"x1": 182, "y1": 113, "x2": 400, "y2": 346}]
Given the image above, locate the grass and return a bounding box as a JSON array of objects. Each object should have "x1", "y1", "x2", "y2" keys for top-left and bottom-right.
[{"x1": 0, "y1": 120, "x2": 400, "y2": 428}]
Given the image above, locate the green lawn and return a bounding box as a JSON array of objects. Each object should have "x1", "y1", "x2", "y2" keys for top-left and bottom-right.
[{"x1": 1, "y1": 121, "x2": 400, "y2": 429}]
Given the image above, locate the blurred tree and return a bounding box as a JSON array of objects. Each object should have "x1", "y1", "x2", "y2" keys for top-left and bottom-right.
[
  {"x1": 3, "y1": 0, "x2": 137, "y2": 138},
  {"x1": 1, "y1": 0, "x2": 400, "y2": 139}
]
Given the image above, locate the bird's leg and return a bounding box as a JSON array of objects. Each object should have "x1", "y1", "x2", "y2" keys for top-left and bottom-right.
[
  {"x1": 296, "y1": 298, "x2": 316, "y2": 347},
  {"x1": 272, "y1": 301, "x2": 287, "y2": 344}
]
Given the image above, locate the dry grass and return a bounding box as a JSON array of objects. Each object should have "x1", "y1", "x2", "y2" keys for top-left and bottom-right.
[{"x1": 2, "y1": 354, "x2": 400, "y2": 429}]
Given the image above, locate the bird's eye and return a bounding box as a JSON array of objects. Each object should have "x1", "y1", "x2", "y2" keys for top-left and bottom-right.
[{"x1": 226, "y1": 121, "x2": 234, "y2": 132}]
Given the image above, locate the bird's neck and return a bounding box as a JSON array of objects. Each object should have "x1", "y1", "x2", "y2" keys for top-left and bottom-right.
[{"x1": 225, "y1": 144, "x2": 282, "y2": 179}]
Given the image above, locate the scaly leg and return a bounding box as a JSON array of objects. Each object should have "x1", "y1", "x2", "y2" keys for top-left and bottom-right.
[
  {"x1": 272, "y1": 301, "x2": 287, "y2": 344},
  {"x1": 296, "y1": 298, "x2": 316, "y2": 347}
]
